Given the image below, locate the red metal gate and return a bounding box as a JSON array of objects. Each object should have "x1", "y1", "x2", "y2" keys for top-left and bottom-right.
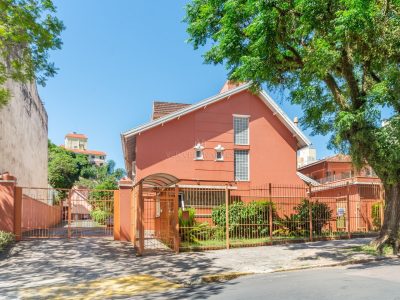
[{"x1": 21, "y1": 187, "x2": 116, "y2": 239}]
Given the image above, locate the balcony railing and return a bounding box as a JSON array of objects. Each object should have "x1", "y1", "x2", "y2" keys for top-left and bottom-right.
[{"x1": 315, "y1": 172, "x2": 378, "y2": 184}]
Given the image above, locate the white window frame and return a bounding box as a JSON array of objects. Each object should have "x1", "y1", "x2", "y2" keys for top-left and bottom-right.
[
  {"x1": 194, "y1": 143, "x2": 204, "y2": 160},
  {"x1": 234, "y1": 150, "x2": 250, "y2": 181},
  {"x1": 233, "y1": 114, "x2": 250, "y2": 145},
  {"x1": 214, "y1": 144, "x2": 225, "y2": 161}
]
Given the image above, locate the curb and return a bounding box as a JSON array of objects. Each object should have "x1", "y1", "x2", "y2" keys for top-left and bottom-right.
[{"x1": 196, "y1": 256, "x2": 397, "y2": 285}]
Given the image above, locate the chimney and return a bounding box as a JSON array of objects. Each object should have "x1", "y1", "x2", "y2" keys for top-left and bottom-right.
[
  {"x1": 220, "y1": 80, "x2": 246, "y2": 93},
  {"x1": 293, "y1": 116, "x2": 299, "y2": 127}
]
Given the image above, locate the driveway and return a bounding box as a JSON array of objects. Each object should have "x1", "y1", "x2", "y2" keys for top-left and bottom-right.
[{"x1": 0, "y1": 237, "x2": 382, "y2": 299}]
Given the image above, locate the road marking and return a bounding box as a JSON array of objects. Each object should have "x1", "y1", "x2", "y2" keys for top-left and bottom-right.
[{"x1": 20, "y1": 274, "x2": 181, "y2": 299}]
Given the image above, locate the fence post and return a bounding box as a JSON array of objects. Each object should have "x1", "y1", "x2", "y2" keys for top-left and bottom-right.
[
  {"x1": 173, "y1": 185, "x2": 180, "y2": 253},
  {"x1": 346, "y1": 182, "x2": 351, "y2": 239},
  {"x1": 308, "y1": 184, "x2": 313, "y2": 242},
  {"x1": 268, "y1": 183, "x2": 273, "y2": 245},
  {"x1": 113, "y1": 190, "x2": 120, "y2": 241},
  {"x1": 138, "y1": 182, "x2": 144, "y2": 256},
  {"x1": 225, "y1": 185, "x2": 230, "y2": 250},
  {"x1": 14, "y1": 186, "x2": 22, "y2": 241},
  {"x1": 67, "y1": 190, "x2": 72, "y2": 239}
]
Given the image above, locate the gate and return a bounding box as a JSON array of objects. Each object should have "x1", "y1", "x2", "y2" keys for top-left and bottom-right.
[
  {"x1": 21, "y1": 187, "x2": 116, "y2": 239},
  {"x1": 136, "y1": 187, "x2": 178, "y2": 253}
]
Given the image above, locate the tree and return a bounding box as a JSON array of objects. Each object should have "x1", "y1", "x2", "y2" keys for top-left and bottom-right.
[
  {"x1": 48, "y1": 140, "x2": 90, "y2": 190},
  {"x1": 0, "y1": 0, "x2": 64, "y2": 108},
  {"x1": 185, "y1": 0, "x2": 400, "y2": 253}
]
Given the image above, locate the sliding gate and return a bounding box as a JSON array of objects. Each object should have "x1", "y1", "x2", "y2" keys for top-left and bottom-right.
[{"x1": 21, "y1": 187, "x2": 116, "y2": 239}]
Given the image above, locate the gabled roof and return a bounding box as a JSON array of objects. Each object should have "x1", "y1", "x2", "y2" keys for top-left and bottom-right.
[
  {"x1": 152, "y1": 102, "x2": 191, "y2": 120},
  {"x1": 122, "y1": 82, "x2": 311, "y2": 148}
]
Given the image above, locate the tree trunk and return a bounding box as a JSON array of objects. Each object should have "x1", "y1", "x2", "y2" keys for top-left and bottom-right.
[{"x1": 373, "y1": 183, "x2": 400, "y2": 255}]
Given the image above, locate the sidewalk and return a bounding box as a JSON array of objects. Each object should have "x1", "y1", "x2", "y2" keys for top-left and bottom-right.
[{"x1": 0, "y1": 237, "x2": 383, "y2": 298}]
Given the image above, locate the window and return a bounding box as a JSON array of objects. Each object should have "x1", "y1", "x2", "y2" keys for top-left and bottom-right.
[
  {"x1": 214, "y1": 144, "x2": 224, "y2": 161},
  {"x1": 234, "y1": 115, "x2": 249, "y2": 145},
  {"x1": 194, "y1": 143, "x2": 204, "y2": 160},
  {"x1": 234, "y1": 150, "x2": 249, "y2": 181}
]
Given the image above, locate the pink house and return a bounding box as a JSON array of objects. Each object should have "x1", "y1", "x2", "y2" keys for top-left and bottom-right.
[{"x1": 121, "y1": 82, "x2": 311, "y2": 188}]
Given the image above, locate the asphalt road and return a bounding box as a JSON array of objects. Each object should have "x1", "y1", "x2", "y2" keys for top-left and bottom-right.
[{"x1": 143, "y1": 260, "x2": 400, "y2": 300}]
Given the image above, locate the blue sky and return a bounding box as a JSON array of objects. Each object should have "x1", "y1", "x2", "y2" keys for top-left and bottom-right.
[{"x1": 38, "y1": 0, "x2": 334, "y2": 169}]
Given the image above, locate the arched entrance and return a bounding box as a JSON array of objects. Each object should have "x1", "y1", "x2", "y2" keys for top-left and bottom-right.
[{"x1": 133, "y1": 173, "x2": 180, "y2": 255}]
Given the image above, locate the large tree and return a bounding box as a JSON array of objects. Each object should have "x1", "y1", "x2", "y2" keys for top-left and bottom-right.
[
  {"x1": 185, "y1": 0, "x2": 400, "y2": 252},
  {"x1": 0, "y1": 0, "x2": 64, "y2": 108}
]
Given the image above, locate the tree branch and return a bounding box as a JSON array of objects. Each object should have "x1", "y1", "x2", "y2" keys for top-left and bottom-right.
[
  {"x1": 341, "y1": 49, "x2": 361, "y2": 107},
  {"x1": 324, "y1": 74, "x2": 347, "y2": 109}
]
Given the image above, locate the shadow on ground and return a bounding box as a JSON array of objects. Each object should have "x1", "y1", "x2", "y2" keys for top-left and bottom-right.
[{"x1": 0, "y1": 239, "x2": 230, "y2": 299}]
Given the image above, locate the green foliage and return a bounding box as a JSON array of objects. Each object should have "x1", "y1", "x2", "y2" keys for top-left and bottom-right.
[
  {"x1": 372, "y1": 202, "x2": 383, "y2": 230},
  {"x1": 0, "y1": 231, "x2": 15, "y2": 252},
  {"x1": 0, "y1": 0, "x2": 64, "y2": 108},
  {"x1": 185, "y1": 0, "x2": 400, "y2": 185},
  {"x1": 48, "y1": 140, "x2": 90, "y2": 190},
  {"x1": 212, "y1": 201, "x2": 276, "y2": 238},
  {"x1": 90, "y1": 209, "x2": 111, "y2": 226},
  {"x1": 294, "y1": 199, "x2": 333, "y2": 234},
  {"x1": 273, "y1": 214, "x2": 307, "y2": 237},
  {"x1": 178, "y1": 208, "x2": 213, "y2": 243}
]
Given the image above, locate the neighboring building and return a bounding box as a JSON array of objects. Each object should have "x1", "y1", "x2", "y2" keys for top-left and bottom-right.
[
  {"x1": 0, "y1": 81, "x2": 48, "y2": 187},
  {"x1": 297, "y1": 146, "x2": 317, "y2": 168},
  {"x1": 64, "y1": 133, "x2": 107, "y2": 166},
  {"x1": 121, "y1": 81, "x2": 311, "y2": 188},
  {"x1": 298, "y1": 154, "x2": 378, "y2": 185},
  {"x1": 298, "y1": 154, "x2": 382, "y2": 232}
]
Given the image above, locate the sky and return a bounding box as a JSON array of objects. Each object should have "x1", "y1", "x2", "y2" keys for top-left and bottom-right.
[{"x1": 38, "y1": 0, "x2": 334, "y2": 169}]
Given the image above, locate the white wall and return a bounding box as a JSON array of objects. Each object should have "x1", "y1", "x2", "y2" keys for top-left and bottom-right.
[{"x1": 0, "y1": 80, "x2": 48, "y2": 187}]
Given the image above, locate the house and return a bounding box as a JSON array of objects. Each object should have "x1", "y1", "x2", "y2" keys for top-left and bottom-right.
[
  {"x1": 121, "y1": 81, "x2": 311, "y2": 188},
  {"x1": 298, "y1": 154, "x2": 383, "y2": 232},
  {"x1": 64, "y1": 133, "x2": 107, "y2": 166}
]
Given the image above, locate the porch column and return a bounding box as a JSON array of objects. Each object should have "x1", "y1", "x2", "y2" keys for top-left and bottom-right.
[{"x1": 118, "y1": 177, "x2": 134, "y2": 242}]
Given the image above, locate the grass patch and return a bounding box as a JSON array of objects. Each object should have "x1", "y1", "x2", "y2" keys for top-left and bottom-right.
[
  {"x1": 0, "y1": 231, "x2": 15, "y2": 252},
  {"x1": 351, "y1": 244, "x2": 393, "y2": 256}
]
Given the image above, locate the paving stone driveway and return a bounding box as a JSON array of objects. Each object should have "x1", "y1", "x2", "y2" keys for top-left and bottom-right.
[{"x1": 0, "y1": 238, "x2": 375, "y2": 299}]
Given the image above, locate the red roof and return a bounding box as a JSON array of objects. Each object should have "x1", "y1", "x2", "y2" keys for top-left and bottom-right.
[
  {"x1": 152, "y1": 101, "x2": 191, "y2": 120},
  {"x1": 68, "y1": 148, "x2": 106, "y2": 156},
  {"x1": 65, "y1": 133, "x2": 88, "y2": 139}
]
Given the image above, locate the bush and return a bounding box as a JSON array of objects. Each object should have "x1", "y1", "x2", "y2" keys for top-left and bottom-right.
[
  {"x1": 0, "y1": 231, "x2": 15, "y2": 252},
  {"x1": 372, "y1": 202, "x2": 383, "y2": 230},
  {"x1": 179, "y1": 208, "x2": 213, "y2": 243},
  {"x1": 212, "y1": 201, "x2": 276, "y2": 238},
  {"x1": 293, "y1": 199, "x2": 333, "y2": 235},
  {"x1": 90, "y1": 209, "x2": 112, "y2": 225}
]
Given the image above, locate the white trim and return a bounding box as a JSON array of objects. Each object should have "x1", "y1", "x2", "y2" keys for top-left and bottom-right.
[
  {"x1": 121, "y1": 83, "x2": 310, "y2": 148},
  {"x1": 232, "y1": 114, "x2": 250, "y2": 118},
  {"x1": 176, "y1": 184, "x2": 237, "y2": 190}
]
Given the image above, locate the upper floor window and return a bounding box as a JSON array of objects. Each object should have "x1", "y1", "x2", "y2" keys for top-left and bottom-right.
[
  {"x1": 214, "y1": 144, "x2": 225, "y2": 161},
  {"x1": 194, "y1": 143, "x2": 204, "y2": 160},
  {"x1": 233, "y1": 115, "x2": 249, "y2": 145}
]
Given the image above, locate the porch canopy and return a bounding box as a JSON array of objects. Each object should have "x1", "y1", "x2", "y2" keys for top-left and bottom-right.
[{"x1": 135, "y1": 173, "x2": 180, "y2": 188}]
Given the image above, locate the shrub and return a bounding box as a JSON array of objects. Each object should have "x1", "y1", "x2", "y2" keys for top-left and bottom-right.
[
  {"x1": 372, "y1": 202, "x2": 383, "y2": 230},
  {"x1": 90, "y1": 209, "x2": 111, "y2": 225},
  {"x1": 293, "y1": 199, "x2": 333, "y2": 234},
  {"x1": 0, "y1": 231, "x2": 15, "y2": 252},
  {"x1": 179, "y1": 208, "x2": 213, "y2": 243},
  {"x1": 212, "y1": 201, "x2": 276, "y2": 238}
]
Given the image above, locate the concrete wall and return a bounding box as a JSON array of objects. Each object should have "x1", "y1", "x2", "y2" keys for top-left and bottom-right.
[
  {"x1": 135, "y1": 90, "x2": 302, "y2": 188},
  {"x1": 0, "y1": 80, "x2": 48, "y2": 188}
]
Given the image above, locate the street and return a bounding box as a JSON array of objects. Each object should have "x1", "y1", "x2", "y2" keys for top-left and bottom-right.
[{"x1": 144, "y1": 260, "x2": 400, "y2": 300}]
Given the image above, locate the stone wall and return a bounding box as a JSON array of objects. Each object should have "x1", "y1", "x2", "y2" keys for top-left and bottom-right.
[{"x1": 0, "y1": 80, "x2": 48, "y2": 188}]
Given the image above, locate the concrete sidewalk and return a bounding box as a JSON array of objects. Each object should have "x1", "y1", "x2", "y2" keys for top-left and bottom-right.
[{"x1": 0, "y1": 237, "x2": 382, "y2": 299}]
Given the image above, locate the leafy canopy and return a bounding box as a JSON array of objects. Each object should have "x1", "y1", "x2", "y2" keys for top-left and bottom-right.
[
  {"x1": 185, "y1": 0, "x2": 400, "y2": 184},
  {"x1": 0, "y1": 0, "x2": 64, "y2": 108}
]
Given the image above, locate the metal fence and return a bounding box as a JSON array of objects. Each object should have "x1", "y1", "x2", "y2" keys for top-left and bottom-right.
[
  {"x1": 21, "y1": 187, "x2": 116, "y2": 239},
  {"x1": 178, "y1": 183, "x2": 384, "y2": 251}
]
